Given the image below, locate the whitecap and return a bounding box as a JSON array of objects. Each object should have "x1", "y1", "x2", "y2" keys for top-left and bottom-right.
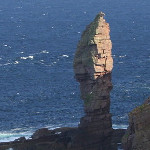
[
  {"x1": 40, "y1": 50, "x2": 49, "y2": 54},
  {"x1": 20, "y1": 57, "x2": 28, "y2": 60},
  {"x1": 118, "y1": 62, "x2": 123, "y2": 64},
  {"x1": 119, "y1": 55, "x2": 126, "y2": 58},
  {"x1": 112, "y1": 124, "x2": 128, "y2": 129},
  {"x1": 28, "y1": 56, "x2": 33, "y2": 59},
  {"x1": 0, "y1": 131, "x2": 31, "y2": 142},
  {"x1": 3, "y1": 63, "x2": 11, "y2": 66},
  {"x1": 11, "y1": 128, "x2": 23, "y2": 132},
  {"x1": 14, "y1": 61, "x2": 19, "y2": 64},
  {"x1": 20, "y1": 56, "x2": 33, "y2": 60},
  {"x1": 62, "y1": 55, "x2": 69, "y2": 58}
]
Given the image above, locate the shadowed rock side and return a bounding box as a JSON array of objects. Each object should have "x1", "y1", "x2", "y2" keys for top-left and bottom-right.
[
  {"x1": 73, "y1": 12, "x2": 114, "y2": 150},
  {"x1": 122, "y1": 97, "x2": 150, "y2": 150},
  {"x1": 0, "y1": 12, "x2": 126, "y2": 150}
]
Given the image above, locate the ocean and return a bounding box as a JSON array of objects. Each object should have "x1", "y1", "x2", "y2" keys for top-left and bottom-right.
[{"x1": 0, "y1": 0, "x2": 149, "y2": 142}]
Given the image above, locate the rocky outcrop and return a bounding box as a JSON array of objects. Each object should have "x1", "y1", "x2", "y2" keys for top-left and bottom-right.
[
  {"x1": 0, "y1": 127, "x2": 77, "y2": 150},
  {"x1": 122, "y1": 97, "x2": 150, "y2": 150},
  {"x1": 73, "y1": 12, "x2": 113, "y2": 149}
]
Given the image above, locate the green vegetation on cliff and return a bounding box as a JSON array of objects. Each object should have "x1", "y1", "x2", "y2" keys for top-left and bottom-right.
[
  {"x1": 78, "y1": 13, "x2": 100, "y2": 47},
  {"x1": 130, "y1": 103, "x2": 150, "y2": 115},
  {"x1": 73, "y1": 14, "x2": 101, "y2": 68}
]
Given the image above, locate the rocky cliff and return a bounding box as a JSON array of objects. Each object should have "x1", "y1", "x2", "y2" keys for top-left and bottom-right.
[
  {"x1": 73, "y1": 12, "x2": 113, "y2": 149},
  {"x1": 122, "y1": 97, "x2": 150, "y2": 150}
]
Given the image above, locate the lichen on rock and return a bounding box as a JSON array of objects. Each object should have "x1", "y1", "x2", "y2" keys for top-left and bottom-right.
[
  {"x1": 74, "y1": 12, "x2": 113, "y2": 80},
  {"x1": 73, "y1": 12, "x2": 114, "y2": 150}
]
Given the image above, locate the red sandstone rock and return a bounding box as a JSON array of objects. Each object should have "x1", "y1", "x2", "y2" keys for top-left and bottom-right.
[{"x1": 73, "y1": 12, "x2": 114, "y2": 150}]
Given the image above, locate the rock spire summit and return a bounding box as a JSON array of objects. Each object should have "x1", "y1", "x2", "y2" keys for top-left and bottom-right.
[{"x1": 74, "y1": 12, "x2": 113, "y2": 80}]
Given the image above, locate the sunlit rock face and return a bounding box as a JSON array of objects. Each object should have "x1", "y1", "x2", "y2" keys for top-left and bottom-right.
[
  {"x1": 73, "y1": 12, "x2": 114, "y2": 150},
  {"x1": 122, "y1": 97, "x2": 150, "y2": 150},
  {"x1": 74, "y1": 12, "x2": 113, "y2": 80}
]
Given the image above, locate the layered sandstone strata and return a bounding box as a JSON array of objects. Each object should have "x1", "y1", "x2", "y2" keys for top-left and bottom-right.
[
  {"x1": 74, "y1": 12, "x2": 113, "y2": 80},
  {"x1": 122, "y1": 97, "x2": 150, "y2": 150},
  {"x1": 73, "y1": 12, "x2": 114, "y2": 149}
]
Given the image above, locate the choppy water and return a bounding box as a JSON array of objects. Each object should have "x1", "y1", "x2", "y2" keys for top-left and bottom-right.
[{"x1": 0, "y1": 0, "x2": 149, "y2": 142}]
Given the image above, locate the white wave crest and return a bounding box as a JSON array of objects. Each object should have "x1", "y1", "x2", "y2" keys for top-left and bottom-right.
[
  {"x1": 119, "y1": 55, "x2": 126, "y2": 58},
  {"x1": 40, "y1": 50, "x2": 49, "y2": 54},
  {"x1": 112, "y1": 124, "x2": 128, "y2": 129},
  {"x1": 14, "y1": 61, "x2": 19, "y2": 64},
  {"x1": 20, "y1": 56, "x2": 34, "y2": 60},
  {"x1": 0, "y1": 131, "x2": 31, "y2": 142},
  {"x1": 62, "y1": 55, "x2": 69, "y2": 58}
]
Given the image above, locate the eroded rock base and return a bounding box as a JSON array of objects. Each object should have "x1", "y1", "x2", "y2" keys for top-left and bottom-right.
[{"x1": 0, "y1": 128, "x2": 126, "y2": 150}]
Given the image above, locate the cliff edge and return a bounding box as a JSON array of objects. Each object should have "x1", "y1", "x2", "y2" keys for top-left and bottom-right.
[{"x1": 122, "y1": 97, "x2": 150, "y2": 150}]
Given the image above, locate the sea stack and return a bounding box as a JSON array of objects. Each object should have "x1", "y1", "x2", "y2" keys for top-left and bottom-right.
[
  {"x1": 73, "y1": 12, "x2": 114, "y2": 149},
  {"x1": 0, "y1": 12, "x2": 121, "y2": 150}
]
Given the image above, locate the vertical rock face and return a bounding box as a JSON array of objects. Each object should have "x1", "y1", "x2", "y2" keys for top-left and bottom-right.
[
  {"x1": 73, "y1": 12, "x2": 114, "y2": 150},
  {"x1": 122, "y1": 97, "x2": 150, "y2": 150},
  {"x1": 74, "y1": 12, "x2": 113, "y2": 80}
]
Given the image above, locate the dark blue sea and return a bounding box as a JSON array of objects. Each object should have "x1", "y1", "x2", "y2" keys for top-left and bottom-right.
[{"x1": 0, "y1": 0, "x2": 149, "y2": 142}]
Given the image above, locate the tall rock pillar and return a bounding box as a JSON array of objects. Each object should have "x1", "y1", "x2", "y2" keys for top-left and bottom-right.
[{"x1": 73, "y1": 12, "x2": 114, "y2": 150}]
